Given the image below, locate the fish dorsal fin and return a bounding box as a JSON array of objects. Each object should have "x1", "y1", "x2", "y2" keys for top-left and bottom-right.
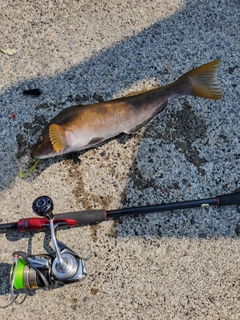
[{"x1": 49, "y1": 124, "x2": 67, "y2": 153}]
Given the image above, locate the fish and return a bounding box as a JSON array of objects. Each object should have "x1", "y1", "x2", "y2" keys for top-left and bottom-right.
[{"x1": 33, "y1": 60, "x2": 222, "y2": 159}]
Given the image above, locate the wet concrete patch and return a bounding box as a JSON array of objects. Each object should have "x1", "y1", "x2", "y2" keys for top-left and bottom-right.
[
  {"x1": 15, "y1": 114, "x2": 47, "y2": 159},
  {"x1": 68, "y1": 162, "x2": 114, "y2": 210},
  {"x1": 125, "y1": 162, "x2": 181, "y2": 196},
  {"x1": 144, "y1": 99, "x2": 208, "y2": 174}
]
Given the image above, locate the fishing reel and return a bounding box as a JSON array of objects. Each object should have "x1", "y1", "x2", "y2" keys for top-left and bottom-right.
[{"x1": 10, "y1": 196, "x2": 87, "y2": 304}]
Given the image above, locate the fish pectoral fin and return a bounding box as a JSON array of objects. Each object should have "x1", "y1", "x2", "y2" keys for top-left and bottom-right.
[{"x1": 49, "y1": 124, "x2": 68, "y2": 153}]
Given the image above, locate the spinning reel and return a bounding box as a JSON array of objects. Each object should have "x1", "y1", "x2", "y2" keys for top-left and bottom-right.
[{"x1": 10, "y1": 196, "x2": 87, "y2": 304}]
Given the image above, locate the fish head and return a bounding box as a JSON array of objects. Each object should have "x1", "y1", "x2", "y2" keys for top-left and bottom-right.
[{"x1": 32, "y1": 127, "x2": 57, "y2": 159}]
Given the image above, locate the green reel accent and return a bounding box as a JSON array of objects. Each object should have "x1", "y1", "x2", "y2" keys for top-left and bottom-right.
[{"x1": 13, "y1": 258, "x2": 26, "y2": 289}]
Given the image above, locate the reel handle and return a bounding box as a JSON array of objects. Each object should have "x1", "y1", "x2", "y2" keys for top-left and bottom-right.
[{"x1": 32, "y1": 196, "x2": 54, "y2": 220}]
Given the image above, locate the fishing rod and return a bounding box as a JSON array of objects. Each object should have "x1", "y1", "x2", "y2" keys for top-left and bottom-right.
[
  {"x1": 1, "y1": 192, "x2": 240, "y2": 232},
  {"x1": 6, "y1": 192, "x2": 240, "y2": 304}
]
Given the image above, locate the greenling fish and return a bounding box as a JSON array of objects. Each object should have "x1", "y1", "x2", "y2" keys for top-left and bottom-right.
[{"x1": 33, "y1": 60, "x2": 222, "y2": 159}]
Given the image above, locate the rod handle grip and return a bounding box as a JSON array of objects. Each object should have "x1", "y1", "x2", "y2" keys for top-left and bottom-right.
[
  {"x1": 217, "y1": 192, "x2": 240, "y2": 206},
  {"x1": 55, "y1": 209, "x2": 107, "y2": 225}
]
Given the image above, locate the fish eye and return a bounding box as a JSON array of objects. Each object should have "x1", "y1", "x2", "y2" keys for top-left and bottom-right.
[{"x1": 37, "y1": 135, "x2": 43, "y2": 143}]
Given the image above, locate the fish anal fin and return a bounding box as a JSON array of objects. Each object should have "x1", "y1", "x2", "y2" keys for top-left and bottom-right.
[
  {"x1": 49, "y1": 124, "x2": 67, "y2": 153},
  {"x1": 85, "y1": 137, "x2": 105, "y2": 147},
  {"x1": 125, "y1": 117, "x2": 157, "y2": 134},
  {"x1": 125, "y1": 101, "x2": 168, "y2": 134},
  {"x1": 125, "y1": 123, "x2": 147, "y2": 134}
]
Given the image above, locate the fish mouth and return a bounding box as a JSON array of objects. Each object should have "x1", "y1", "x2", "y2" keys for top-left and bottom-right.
[
  {"x1": 32, "y1": 146, "x2": 57, "y2": 159},
  {"x1": 32, "y1": 152, "x2": 58, "y2": 159},
  {"x1": 32, "y1": 150, "x2": 47, "y2": 159},
  {"x1": 32, "y1": 153, "x2": 50, "y2": 159}
]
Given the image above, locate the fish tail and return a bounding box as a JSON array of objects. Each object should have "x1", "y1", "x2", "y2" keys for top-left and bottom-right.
[{"x1": 177, "y1": 60, "x2": 222, "y2": 100}]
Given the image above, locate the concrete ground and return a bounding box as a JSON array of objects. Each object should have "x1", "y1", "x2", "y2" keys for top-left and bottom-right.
[{"x1": 0, "y1": 0, "x2": 240, "y2": 319}]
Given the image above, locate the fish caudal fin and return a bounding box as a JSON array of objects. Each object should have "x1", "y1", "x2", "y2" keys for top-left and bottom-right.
[
  {"x1": 178, "y1": 60, "x2": 222, "y2": 100},
  {"x1": 49, "y1": 124, "x2": 67, "y2": 153}
]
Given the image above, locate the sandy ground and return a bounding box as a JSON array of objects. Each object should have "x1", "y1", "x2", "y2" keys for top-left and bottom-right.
[{"x1": 0, "y1": 0, "x2": 240, "y2": 319}]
